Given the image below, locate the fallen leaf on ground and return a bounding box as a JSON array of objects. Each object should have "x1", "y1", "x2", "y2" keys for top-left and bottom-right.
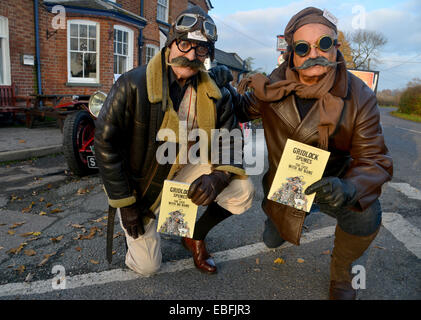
[
  {"x1": 46, "y1": 203, "x2": 53, "y2": 208},
  {"x1": 91, "y1": 216, "x2": 106, "y2": 223},
  {"x1": 8, "y1": 230, "x2": 16, "y2": 235},
  {"x1": 20, "y1": 232, "x2": 34, "y2": 237},
  {"x1": 26, "y1": 237, "x2": 40, "y2": 242},
  {"x1": 78, "y1": 227, "x2": 98, "y2": 240},
  {"x1": 15, "y1": 265, "x2": 26, "y2": 274},
  {"x1": 9, "y1": 222, "x2": 26, "y2": 229},
  {"x1": 21, "y1": 206, "x2": 32, "y2": 214},
  {"x1": 113, "y1": 232, "x2": 123, "y2": 239},
  {"x1": 77, "y1": 188, "x2": 89, "y2": 195},
  {"x1": 24, "y1": 249, "x2": 36, "y2": 256},
  {"x1": 322, "y1": 250, "x2": 330, "y2": 255},
  {"x1": 256, "y1": 258, "x2": 260, "y2": 265},
  {"x1": 37, "y1": 252, "x2": 57, "y2": 267},
  {"x1": 297, "y1": 258, "x2": 305, "y2": 263},
  {"x1": 75, "y1": 247, "x2": 82, "y2": 252},
  {"x1": 0, "y1": 246, "x2": 4, "y2": 250},
  {"x1": 90, "y1": 259, "x2": 99, "y2": 264},
  {"x1": 39, "y1": 211, "x2": 47, "y2": 216},
  {"x1": 7, "y1": 242, "x2": 27, "y2": 255},
  {"x1": 274, "y1": 258, "x2": 285, "y2": 264},
  {"x1": 51, "y1": 235, "x2": 64, "y2": 243},
  {"x1": 39, "y1": 197, "x2": 45, "y2": 202},
  {"x1": 0, "y1": 223, "x2": 7, "y2": 226},
  {"x1": 18, "y1": 140, "x2": 26, "y2": 144},
  {"x1": 373, "y1": 245, "x2": 386, "y2": 250},
  {"x1": 71, "y1": 224, "x2": 84, "y2": 229},
  {"x1": 50, "y1": 208, "x2": 63, "y2": 214},
  {"x1": 112, "y1": 250, "x2": 116, "y2": 255}
]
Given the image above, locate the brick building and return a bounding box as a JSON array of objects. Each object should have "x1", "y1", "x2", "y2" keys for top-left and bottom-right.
[{"x1": 0, "y1": 0, "x2": 213, "y2": 97}]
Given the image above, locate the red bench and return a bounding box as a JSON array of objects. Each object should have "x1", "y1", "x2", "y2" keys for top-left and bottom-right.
[{"x1": 0, "y1": 83, "x2": 32, "y2": 123}]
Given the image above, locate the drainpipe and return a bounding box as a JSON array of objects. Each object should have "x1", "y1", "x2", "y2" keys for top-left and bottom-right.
[
  {"x1": 34, "y1": 0, "x2": 42, "y2": 95},
  {"x1": 138, "y1": 0, "x2": 144, "y2": 66}
]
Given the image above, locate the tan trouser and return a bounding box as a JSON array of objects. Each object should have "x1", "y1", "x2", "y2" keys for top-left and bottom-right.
[{"x1": 118, "y1": 163, "x2": 255, "y2": 276}]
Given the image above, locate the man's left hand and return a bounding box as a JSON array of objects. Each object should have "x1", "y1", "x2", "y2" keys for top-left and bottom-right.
[
  {"x1": 304, "y1": 177, "x2": 356, "y2": 208},
  {"x1": 188, "y1": 171, "x2": 232, "y2": 206},
  {"x1": 209, "y1": 65, "x2": 233, "y2": 87}
]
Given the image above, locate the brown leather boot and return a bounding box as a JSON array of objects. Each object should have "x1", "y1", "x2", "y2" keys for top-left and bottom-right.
[
  {"x1": 181, "y1": 237, "x2": 217, "y2": 274},
  {"x1": 329, "y1": 225, "x2": 379, "y2": 300}
]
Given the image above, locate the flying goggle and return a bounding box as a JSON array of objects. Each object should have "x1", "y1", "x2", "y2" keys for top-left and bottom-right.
[
  {"x1": 293, "y1": 35, "x2": 338, "y2": 57},
  {"x1": 175, "y1": 13, "x2": 218, "y2": 42}
]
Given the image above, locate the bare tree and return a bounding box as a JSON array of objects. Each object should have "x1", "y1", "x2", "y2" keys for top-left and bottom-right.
[{"x1": 347, "y1": 30, "x2": 387, "y2": 70}]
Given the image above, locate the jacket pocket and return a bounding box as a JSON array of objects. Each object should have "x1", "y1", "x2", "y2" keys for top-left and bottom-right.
[{"x1": 262, "y1": 198, "x2": 306, "y2": 245}]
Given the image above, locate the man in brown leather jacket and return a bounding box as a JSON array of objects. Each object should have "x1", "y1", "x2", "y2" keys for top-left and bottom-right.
[
  {"x1": 94, "y1": 6, "x2": 253, "y2": 276},
  {"x1": 229, "y1": 7, "x2": 393, "y2": 299}
]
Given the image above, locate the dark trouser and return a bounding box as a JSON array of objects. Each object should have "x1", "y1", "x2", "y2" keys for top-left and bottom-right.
[{"x1": 263, "y1": 199, "x2": 382, "y2": 247}]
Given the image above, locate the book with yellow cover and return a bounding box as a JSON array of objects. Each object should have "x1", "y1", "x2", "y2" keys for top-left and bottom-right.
[
  {"x1": 267, "y1": 139, "x2": 330, "y2": 212},
  {"x1": 157, "y1": 180, "x2": 198, "y2": 238}
]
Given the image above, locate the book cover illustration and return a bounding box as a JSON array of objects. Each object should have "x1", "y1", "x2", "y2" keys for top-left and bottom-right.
[
  {"x1": 267, "y1": 139, "x2": 330, "y2": 212},
  {"x1": 157, "y1": 180, "x2": 198, "y2": 238}
]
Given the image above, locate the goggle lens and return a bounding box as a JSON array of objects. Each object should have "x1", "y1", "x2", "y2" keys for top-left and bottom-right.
[
  {"x1": 177, "y1": 15, "x2": 197, "y2": 28},
  {"x1": 319, "y1": 36, "x2": 333, "y2": 51}
]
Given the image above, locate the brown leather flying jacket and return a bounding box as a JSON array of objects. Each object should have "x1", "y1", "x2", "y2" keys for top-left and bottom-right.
[
  {"x1": 94, "y1": 49, "x2": 245, "y2": 210},
  {"x1": 231, "y1": 62, "x2": 393, "y2": 244}
]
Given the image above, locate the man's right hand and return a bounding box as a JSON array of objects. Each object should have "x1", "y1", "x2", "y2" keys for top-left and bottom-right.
[{"x1": 120, "y1": 202, "x2": 155, "y2": 239}]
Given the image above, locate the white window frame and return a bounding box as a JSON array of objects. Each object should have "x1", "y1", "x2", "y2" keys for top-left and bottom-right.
[
  {"x1": 113, "y1": 25, "x2": 134, "y2": 79},
  {"x1": 0, "y1": 16, "x2": 11, "y2": 85},
  {"x1": 145, "y1": 44, "x2": 159, "y2": 64},
  {"x1": 67, "y1": 19, "x2": 100, "y2": 84},
  {"x1": 157, "y1": 0, "x2": 169, "y2": 23}
]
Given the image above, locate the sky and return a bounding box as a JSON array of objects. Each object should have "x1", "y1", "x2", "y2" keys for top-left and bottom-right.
[{"x1": 209, "y1": 0, "x2": 421, "y2": 91}]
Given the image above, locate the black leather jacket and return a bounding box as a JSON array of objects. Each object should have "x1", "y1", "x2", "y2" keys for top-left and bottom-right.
[{"x1": 94, "y1": 59, "x2": 244, "y2": 208}]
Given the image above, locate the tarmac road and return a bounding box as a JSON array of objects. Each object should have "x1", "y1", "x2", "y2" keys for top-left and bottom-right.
[{"x1": 0, "y1": 107, "x2": 419, "y2": 303}]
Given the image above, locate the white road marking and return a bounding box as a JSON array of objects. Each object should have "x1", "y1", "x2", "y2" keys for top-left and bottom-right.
[
  {"x1": 0, "y1": 226, "x2": 335, "y2": 298},
  {"x1": 382, "y1": 212, "x2": 421, "y2": 259},
  {"x1": 388, "y1": 182, "x2": 421, "y2": 201},
  {"x1": 394, "y1": 126, "x2": 421, "y2": 135}
]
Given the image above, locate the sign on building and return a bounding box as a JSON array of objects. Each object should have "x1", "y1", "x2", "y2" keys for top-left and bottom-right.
[
  {"x1": 348, "y1": 69, "x2": 380, "y2": 93},
  {"x1": 277, "y1": 35, "x2": 288, "y2": 53}
]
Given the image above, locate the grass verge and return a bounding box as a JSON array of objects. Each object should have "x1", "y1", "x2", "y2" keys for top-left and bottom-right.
[{"x1": 390, "y1": 111, "x2": 421, "y2": 123}]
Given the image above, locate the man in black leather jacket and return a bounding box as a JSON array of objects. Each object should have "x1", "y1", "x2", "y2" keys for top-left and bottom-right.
[{"x1": 94, "y1": 6, "x2": 254, "y2": 275}]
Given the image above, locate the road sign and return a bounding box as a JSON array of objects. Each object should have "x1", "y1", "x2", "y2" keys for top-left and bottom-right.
[{"x1": 277, "y1": 35, "x2": 287, "y2": 52}]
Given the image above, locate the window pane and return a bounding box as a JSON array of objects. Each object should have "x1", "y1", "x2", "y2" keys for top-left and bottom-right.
[
  {"x1": 89, "y1": 25, "x2": 96, "y2": 38},
  {"x1": 70, "y1": 24, "x2": 78, "y2": 37},
  {"x1": 80, "y1": 38, "x2": 88, "y2": 51},
  {"x1": 117, "y1": 42, "x2": 122, "y2": 55},
  {"x1": 84, "y1": 53, "x2": 96, "y2": 78},
  {"x1": 71, "y1": 52, "x2": 83, "y2": 77},
  {"x1": 70, "y1": 37, "x2": 78, "y2": 50},
  {"x1": 89, "y1": 39, "x2": 96, "y2": 51},
  {"x1": 119, "y1": 56, "x2": 127, "y2": 74},
  {"x1": 80, "y1": 24, "x2": 87, "y2": 37},
  {"x1": 122, "y1": 43, "x2": 127, "y2": 55},
  {"x1": 123, "y1": 31, "x2": 127, "y2": 43},
  {"x1": 117, "y1": 30, "x2": 122, "y2": 42},
  {"x1": 0, "y1": 39, "x2": 3, "y2": 84},
  {"x1": 114, "y1": 55, "x2": 118, "y2": 74}
]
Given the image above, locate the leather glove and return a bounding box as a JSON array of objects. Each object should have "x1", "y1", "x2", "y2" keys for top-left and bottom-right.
[
  {"x1": 304, "y1": 177, "x2": 357, "y2": 208},
  {"x1": 120, "y1": 202, "x2": 155, "y2": 239},
  {"x1": 187, "y1": 171, "x2": 232, "y2": 206},
  {"x1": 208, "y1": 65, "x2": 233, "y2": 87}
]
